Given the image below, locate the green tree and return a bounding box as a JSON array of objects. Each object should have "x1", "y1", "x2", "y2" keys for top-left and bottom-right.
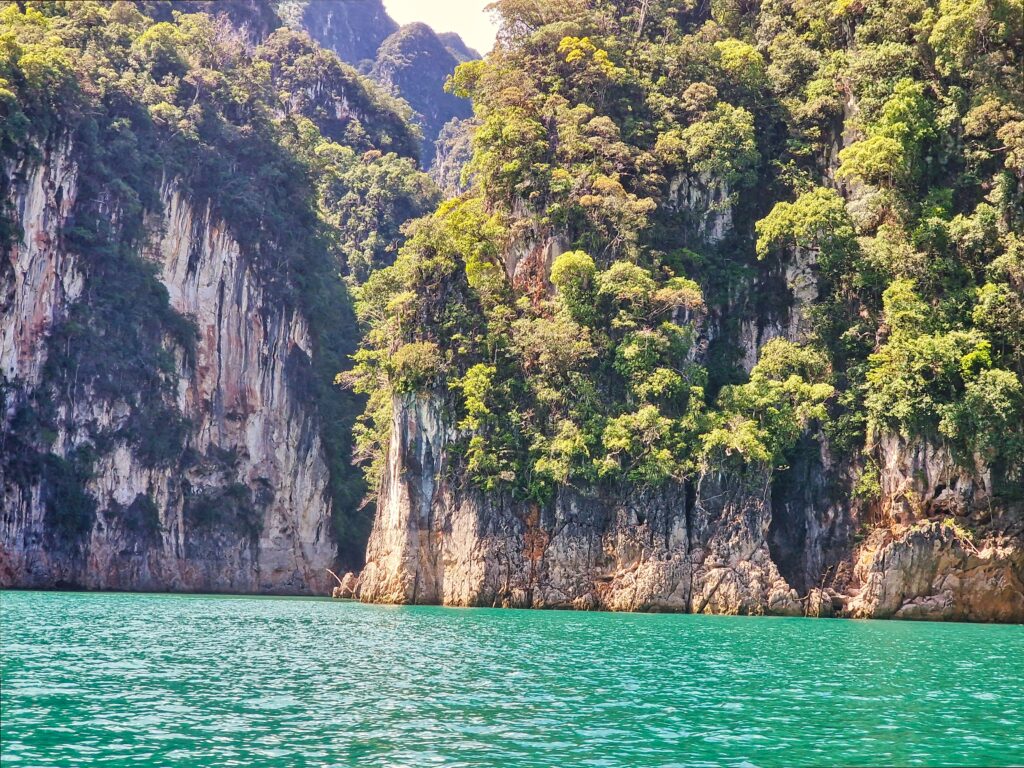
[
  {"x1": 550, "y1": 250, "x2": 597, "y2": 323},
  {"x1": 755, "y1": 187, "x2": 857, "y2": 275},
  {"x1": 703, "y1": 340, "x2": 834, "y2": 467},
  {"x1": 836, "y1": 135, "x2": 906, "y2": 187},
  {"x1": 679, "y1": 102, "x2": 759, "y2": 187}
]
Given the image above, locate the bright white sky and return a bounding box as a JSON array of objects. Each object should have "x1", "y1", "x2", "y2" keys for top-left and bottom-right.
[{"x1": 383, "y1": 0, "x2": 499, "y2": 56}]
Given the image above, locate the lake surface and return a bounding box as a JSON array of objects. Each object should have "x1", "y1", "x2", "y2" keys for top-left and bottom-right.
[{"x1": 1, "y1": 591, "x2": 1022, "y2": 767}]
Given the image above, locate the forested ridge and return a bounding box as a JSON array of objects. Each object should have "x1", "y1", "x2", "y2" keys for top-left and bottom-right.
[
  {"x1": 349, "y1": 0, "x2": 1024, "y2": 509},
  {"x1": 0, "y1": 0, "x2": 438, "y2": 564}
]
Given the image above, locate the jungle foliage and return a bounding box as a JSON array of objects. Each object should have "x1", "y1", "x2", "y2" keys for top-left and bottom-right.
[
  {"x1": 348, "y1": 0, "x2": 1024, "y2": 503},
  {"x1": 0, "y1": 0, "x2": 438, "y2": 558}
]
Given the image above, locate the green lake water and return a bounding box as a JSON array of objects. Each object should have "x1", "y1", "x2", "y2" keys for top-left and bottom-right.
[{"x1": 1, "y1": 591, "x2": 1022, "y2": 767}]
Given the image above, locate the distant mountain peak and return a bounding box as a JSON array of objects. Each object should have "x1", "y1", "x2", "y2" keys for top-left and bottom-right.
[
  {"x1": 437, "y1": 31, "x2": 481, "y2": 63},
  {"x1": 372, "y1": 22, "x2": 473, "y2": 164},
  {"x1": 287, "y1": 0, "x2": 474, "y2": 166}
]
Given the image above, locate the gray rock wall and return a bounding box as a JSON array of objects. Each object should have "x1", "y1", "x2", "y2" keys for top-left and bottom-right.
[{"x1": 1, "y1": 141, "x2": 337, "y2": 594}]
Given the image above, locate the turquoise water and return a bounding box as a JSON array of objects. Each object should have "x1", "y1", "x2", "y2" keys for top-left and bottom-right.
[{"x1": 1, "y1": 591, "x2": 1022, "y2": 767}]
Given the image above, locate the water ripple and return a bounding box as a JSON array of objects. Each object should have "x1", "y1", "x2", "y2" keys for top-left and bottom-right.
[{"x1": 1, "y1": 591, "x2": 1023, "y2": 767}]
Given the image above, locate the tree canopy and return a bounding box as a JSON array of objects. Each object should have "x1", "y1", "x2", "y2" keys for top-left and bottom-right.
[{"x1": 347, "y1": 0, "x2": 1024, "y2": 504}]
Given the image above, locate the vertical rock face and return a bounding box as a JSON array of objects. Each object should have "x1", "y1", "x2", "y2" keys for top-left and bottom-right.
[
  {"x1": 430, "y1": 117, "x2": 477, "y2": 197},
  {"x1": 298, "y1": 0, "x2": 399, "y2": 65},
  {"x1": 736, "y1": 245, "x2": 820, "y2": 374},
  {"x1": 358, "y1": 170, "x2": 1024, "y2": 622},
  {"x1": 1, "y1": 143, "x2": 337, "y2": 594},
  {"x1": 1, "y1": 139, "x2": 81, "y2": 391},
  {"x1": 667, "y1": 172, "x2": 733, "y2": 246},
  {"x1": 360, "y1": 375, "x2": 1023, "y2": 622},
  {"x1": 359, "y1": 393, "x2": 802, "y2": 615}
]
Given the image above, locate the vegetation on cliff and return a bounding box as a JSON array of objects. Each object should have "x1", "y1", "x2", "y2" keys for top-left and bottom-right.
[
  {"x1": 0, "y1": 0, "x2": 436, "y2": 561},
  {"x1": 3, "y1": 0, "x2": 1022, "y2": 576},
  {"x1": 348, "y1": 0, "x2": 1024, "y2": 505}
]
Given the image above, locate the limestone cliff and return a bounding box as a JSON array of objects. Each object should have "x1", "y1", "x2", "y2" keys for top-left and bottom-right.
[
  {"x1": 359, "y1": 338, "x2": 1024, "y2": 622},
  {"x1": 356, "y1": 163, "x2": 1024, "y2": 621},
  {"x1": 1, "y1": 139, "x2": 338, "y2": 594},
  {"x1": 360, "y1": 393, "x2": 800, "y2": 614},
  {"x1": 291, "y1": 0, "x2": 398, "y2": 65}
]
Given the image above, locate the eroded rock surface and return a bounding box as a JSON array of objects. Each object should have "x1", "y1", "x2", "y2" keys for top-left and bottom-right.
[
  {"x1": 359, "y1": 394, "x2": 805, "y2": 615},
  {"x1": 358, "y1": 393, "x2": 1023, "y2": 621},
  {"x1": 1, "y1": 142, "x2": 337, "y2": 594}
]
